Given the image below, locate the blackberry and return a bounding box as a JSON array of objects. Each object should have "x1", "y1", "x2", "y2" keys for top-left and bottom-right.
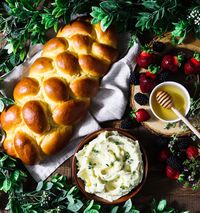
[
  {"x1": 167, "y1": 156, "x2": 182, "y2": 171},
  {"x1": 177, "y1": 151, "x2": 187, "y2": 162},
  {"x1": 134, "y1": 93, "x2": 149, "y2": 105},
  {"x1": 120, "y1": 117, "x2": 133, "y2": 129},
  {"x1": 156, "y1": 137, "x2": 169, "y2": 148},
  {"x1": 177, "y1": 140, "x2": 189, "y2": 150},
  {"x1": 152, "y1": 42, "x2": 166, "y2": 52},
  {"x1": 158, "y1": 71, "x2": 169, "y2": 82},
  {"x1": 129, "y1": 71, "x2": 139, "y2": 85}
]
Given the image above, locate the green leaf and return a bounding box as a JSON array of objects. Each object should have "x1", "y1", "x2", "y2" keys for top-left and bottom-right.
[
  {"x1": 84, "y1": 200, "x2": 94, "y2": 213},
  {"x1": 55, "y1": 0, "x2": 64, "y2": 8},
  {"x1": 67, "y1": 194, "x2": 75, "y2": 205},
  {"x1": 36, "y1": 181, "x2": 43, "y2": 191},
  {"x1": 90, "y1": 10, "x2": 101, "y2": 19},
  {"x1": 13, "y1": 170, "x2": 20, "y2": 182},
  {"x1": 100, "y1": 15, "x2": 113, "y2": 32},
  {"x1": 19, "y1": 170, "x2": 27, "y2": 178},
  {"x1": 67, "y1": 200, "x2": 83, "y2": 212},
  {"x1": 91, "y1": 18, "x2": 100, "y2": 25},
  {"x1": 92, "y1": 204, "x2": 101, "y2": 210},
  {"x1": 111, "y1": 206, "x2": 119, "y2": 213},
  {"x1": 29, "y1": 210, "x2": 38, "y2": 213},
  {"x1": 123, "y1": 199, "x2": 132, "y2": 213},
  {"x1": 157, "y1": 199, "x2": 167, "y2": 211},
  {"x1": 142, "y1": 1, "x2": 160, "y2": 10},
  {"x1": 91, "y1": 7, "x2": 104, "y2": 15},
  {"x1": 100, "y1": 1, "x2": 118, "y2": 11},
  {"x1": 52, "y1": 7, "x2": 60, "y2": 16},
  {"x1": 55, "y1": 10, "x2": 65, "y2": 19},
  {"x1": 0, "y1": 100, "x2": 5, "y2": 112},
  {"x1": 44, "y1": 182, "x2": 53, "y2": 190},
  {"x1": 19, "y1": 49, "x2": 26, "y2": 61},
  {"x1": 3, "y1": 178, "x2": 12, "y2": 193},
  {"x1": 178, "y1": 174, "x2": 185, "y2": 183},
  {"x1": 85, "y1": 210, "x2": 99, "y2": 213},
  {"x1": 0, "y1": 154, "x2": 8, "y2": 162},
  {"x1": 68, "y1": 186, "x2": 77, "y2": 195},
  {"x1": 4, "y1": 43, "x2": 13, "y2": 54}
]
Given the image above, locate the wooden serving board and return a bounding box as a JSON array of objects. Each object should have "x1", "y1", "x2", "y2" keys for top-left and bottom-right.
[{"x1": 131, "y1": 33, "x2": 200, "y2": 137}]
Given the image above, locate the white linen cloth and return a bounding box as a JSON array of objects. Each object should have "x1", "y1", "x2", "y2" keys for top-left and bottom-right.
[{"x1": 0, "y1": 37, "x2": 140, "y2": 181}]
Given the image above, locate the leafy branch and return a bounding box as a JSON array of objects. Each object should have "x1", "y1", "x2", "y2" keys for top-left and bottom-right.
[
  {"x1": 90, "y1": 0, "x2": 137, "y2": 32},
  {"x1": 135, "y1": 0, "x2": 179, "y2": 35},
  {"x1": 1, "y1": 0, "x2": 200, "y2": 76},
  {"x1": 188, "y1": 98, "x2": 200, "y2": 118},
  {"x1": 0, "y1": 150, "x2": 190, "y2": 213},
  {"x1": 0, "y1": 0, "x2": 100, "y2": 76}
]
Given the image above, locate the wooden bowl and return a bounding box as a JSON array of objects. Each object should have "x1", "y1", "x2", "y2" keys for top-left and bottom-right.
[{"x1": 72, "y1": 128, "x2": 148, "y2": 205}]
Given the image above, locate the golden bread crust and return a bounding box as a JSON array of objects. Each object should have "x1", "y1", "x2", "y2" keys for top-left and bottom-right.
[{"x1": 1, "y1": 19, "x2": 118, "y2": 164}]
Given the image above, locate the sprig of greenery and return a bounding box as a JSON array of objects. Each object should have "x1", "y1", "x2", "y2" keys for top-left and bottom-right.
[
  {"x1": 90, "y1": 0, "x2": 137, "y2": 32},
  {"x1": 0, "y1": 151, "x2": 27, "y2": 194},
  {"x1": 0, "y1": 150, "x2": 139, "y2": 213},
  {"x1": 179, "y1": 158, "x2": 200, "y2": 190},
  {"x1": 0, "y1": 150, "x2": 190, "y2": 212},
  {"x1": 188, "y1": 98, "x2": 200, "y2": 118},
  {"x1": 151, "y1": 199, "x2": 189, "y2": 213},
  {"x1": 3, "y1": 172, "x2": 139, "y2": 213},
  {"x1": 168, "y1": 135, "x2": 178, "y2": 154},
  {"x1": 0, "y1": 0, "x2": 99, "y2": 76},
  {"x1": 136, "y1": 0, "x2": 179, "y2": 35},
  {"x1": 171, "y1": 20, "x2": 190, "y2": 44},
  {"x1": 163, "y1": 122, "x2": 177, "y2": 130}
]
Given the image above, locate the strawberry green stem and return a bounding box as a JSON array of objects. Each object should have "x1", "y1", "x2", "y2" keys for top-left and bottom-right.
[
  {"x1": 177, "y1": 54, "x2": 184, "y2": 65},
  {"x1": 141, "y1": 44, "x2": 153, "y2": 53},
  {"x1": 194, "y1": 52, "x2": 200, "y2": 62},
  {"x1": 148, "y1": 65, "x2": 160, "y2": 74},
  {"x1": 129, "y1": 110, "x2": 136, "y2": 119}
]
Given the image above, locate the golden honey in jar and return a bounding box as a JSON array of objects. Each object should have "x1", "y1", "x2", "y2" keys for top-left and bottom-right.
[{"x1": 151, "y1": 83, "x2": 188, "y2": 121}]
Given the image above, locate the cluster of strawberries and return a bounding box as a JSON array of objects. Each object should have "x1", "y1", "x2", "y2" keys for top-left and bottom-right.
[
  {"x1": 130, "y1": 43, "x2": 200, "y2": 123},
  {"x1": 158, "y1": 139, "x2": 199, "y2": 182},
  {"x1": 137, "y1": 45, "x2": 200, "y2": 79}
]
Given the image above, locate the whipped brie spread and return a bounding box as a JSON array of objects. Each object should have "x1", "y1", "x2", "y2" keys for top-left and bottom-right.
[{"x1": 76, "y1": 131, "x2": 144, "y2": 202}]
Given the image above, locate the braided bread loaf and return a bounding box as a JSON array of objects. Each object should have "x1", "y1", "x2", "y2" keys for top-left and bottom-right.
[{"x1": 1, "y1": 19, "x2": 118, "y2": 165}]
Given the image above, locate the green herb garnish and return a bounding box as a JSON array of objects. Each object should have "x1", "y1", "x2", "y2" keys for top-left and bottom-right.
[
  {"x1": 92, "y1": 148, "x2": 99, "y2": 153},
  {"x1": 88, "y1": 162, "x2": 96, "y2": 169},
  {"x1": 163, "y1": 122, "x2": 177, "y2": 129}
]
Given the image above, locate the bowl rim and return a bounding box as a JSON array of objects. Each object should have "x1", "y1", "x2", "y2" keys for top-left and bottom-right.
[
  {"x1": 149, "y1": 81, "x2": 191, "y2": 123},
  {"x1": 71, "y1": 128, "x2": 148, "y2": 205}
]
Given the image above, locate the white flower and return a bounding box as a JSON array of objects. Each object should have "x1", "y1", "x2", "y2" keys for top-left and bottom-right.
[{"x1": 188, "y1": 8, "x2": 200, "y2": 26}]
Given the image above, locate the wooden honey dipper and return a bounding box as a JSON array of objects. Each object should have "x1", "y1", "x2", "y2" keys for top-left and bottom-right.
[{"x1": 156, "y1": 90, "x2": 200, "y2": 139}]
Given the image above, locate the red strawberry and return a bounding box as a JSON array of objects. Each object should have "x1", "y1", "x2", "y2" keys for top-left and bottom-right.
[
  {"x1": 161, "y1": 54, "x2": 183, "y2": 72},
  {"x1": 146, "y1": 65, "x2": 160, "y2": 79},
  {"x1": 184, "y1": 52, "x2": 200, "y2": 74},
  {"x1": 146, "y1": 71, "x2": 156, "y2": 79},
  {"x1": 158, "y1": 149, "x2": 170, "y2": 162},
  {"x1": 136, "y1": 47, "x2": 155, "y2": 68},
  {"x1": 166, "y1": 165, "x2": 180, "y2": 180},
  {"x1": 186, "y1": 146, "x2": 199, "y2": 160},
  {"x1": 139, "y1": 74, "x2": 157, "y2": 93},
  {"x1": 133, "y1": 109, "x2": 150, "y2": 122}
]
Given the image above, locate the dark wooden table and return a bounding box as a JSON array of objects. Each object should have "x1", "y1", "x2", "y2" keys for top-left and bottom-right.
[{"x1": 0, "y1": 124, "x2": 199, "y2": 213}]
